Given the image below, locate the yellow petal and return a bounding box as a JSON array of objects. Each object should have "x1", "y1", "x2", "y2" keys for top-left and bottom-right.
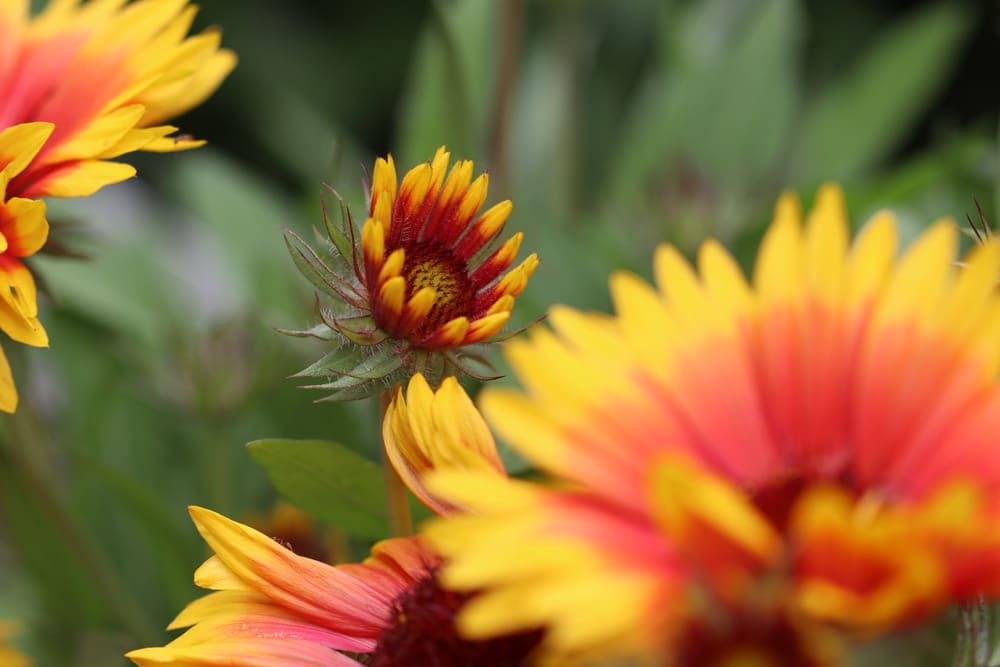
[
  {"x1": 0, "y1": 122, "x2": 54, "y2": 183},
  {"x1": 39, "y1": 160, "x2": 136, "y2": 197},
  {"x1": 0, "y1": 345, "x2": 16, "y2": 413}
]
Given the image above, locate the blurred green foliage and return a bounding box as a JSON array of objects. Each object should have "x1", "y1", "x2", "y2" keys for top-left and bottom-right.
[{"x1": 2, "y1": 0, "x2": 998, "y2": 665}]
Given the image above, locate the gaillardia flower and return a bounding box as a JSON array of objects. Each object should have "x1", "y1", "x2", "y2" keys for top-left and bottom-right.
[
  {"x1": 0, "y1": 123, "x2": 51, "y2": 411},
  {"x1": 1, "y1": 0, "x2": 236, "y2": 199},
  {"x1": 284, "y1": 147, "x2": 538, "y2": 400},
  {"x1": 127, "y1": 375, "x2": 542, "y2": 666},
  {"x1": 0, "y1": 0, "x2": 235, "y2": 410},
  {"x1": 424, "y1": 185, "x2": 1000, "y2": 664}
]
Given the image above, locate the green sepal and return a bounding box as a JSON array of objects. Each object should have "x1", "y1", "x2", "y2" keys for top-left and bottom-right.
[
  {"x1": 344, "y1": 346, "x2": 405, "y2": 380},
  {"x1": 274, "y1": 321, "x2": 341, "y2": 341},
  {"x1": 318, "y1": 308, "x2": 388, "y2": 346},
  {"x1": 446, "y1": 350, "x2": 502, "y2": 382},
  {"x1": 312, "y1": 378, "x2": 394, "y2": 402},
  {"x1": 316, "y1": 347, "x2": 404, "y2": 383},
  {"x1": 487, "y1": 314, "x2": 546, "y2": 343},
  {"x1": 320, "y1": 186, "x2": 358, "y2": 267},
  {"x1": 284, "y1": 229, "x2": 363, "y2": 307},
  {"x1": 291, "y1": 344, "x2": 366, "y2": 379}
]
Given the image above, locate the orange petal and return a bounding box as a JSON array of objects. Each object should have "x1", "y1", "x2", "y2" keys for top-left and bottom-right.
[
  {"x1": 187, "y1": 506, "x2": 405, "y2": 634},
  {"x1": 421, "y1": 316, "x2": 469, "y2": 349},
  {"x1": 465, "y1": 311, "x2": 510, "y2": 344}
]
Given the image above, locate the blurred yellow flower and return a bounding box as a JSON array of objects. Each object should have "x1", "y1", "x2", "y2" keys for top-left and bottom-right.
[
  {"x1": 425, "y1": 185, "x2": 1000, "y2": 664},
  {"x1": 0, "y1": 0, "x2": 236, "y2": 411}
]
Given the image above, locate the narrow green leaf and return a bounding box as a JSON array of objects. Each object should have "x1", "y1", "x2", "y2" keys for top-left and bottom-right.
[
  {"x1": 609, "y1": 0, "x2": 801, "y2": 199},
  {"x1": 76, "y1": 457, "x2": 196, "y2": 610},
  {"x1": 247, "y1": 439, "x2": 389, "y2": 539},
  {"x1": 788, "y1": 3, "x2": 970, "y2": 183},
  {"x1": 0, "y1": 460, "x2": 106, "y2": 630},
  {"x1": 397, "y1": 0, "x2": 499, "y2": 162}
]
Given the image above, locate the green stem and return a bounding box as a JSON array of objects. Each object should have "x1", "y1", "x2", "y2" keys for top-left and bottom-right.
[
  {"x1": 204, "y1": 418, "x2": 233, "y2": 516},
  {"x1": 488, "y1": 0, "x2": 522, "y2": 194},
  {"x1": 2, "y1": 407, "x2": 159, "y2": 644},
  {"x1": 953, "y1": 598, "x2": 994, "y2": 667},
  {"x1": 379, "y1": 388, "x2": 412, "y2": 537}
]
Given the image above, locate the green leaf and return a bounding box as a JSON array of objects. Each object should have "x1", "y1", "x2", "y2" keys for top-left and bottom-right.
[
  {"x1": 247, "y1": 439, "x2": 389, "y2": 539},
  {"x1": 688, "y1": 0, "x2": 801, "y2": 185},
  {"x1": 76, "y1": 456, "x2": 196, "y2": 611},
  {"x1": 396, "y1": 0, "x2": 499, "y2": 162},
  {"x1": 788, "y1": 2, "x2": 970, "y2": 184},
  {"x1": 0, "y1": 455, "x2": 106, "y2": 630}
]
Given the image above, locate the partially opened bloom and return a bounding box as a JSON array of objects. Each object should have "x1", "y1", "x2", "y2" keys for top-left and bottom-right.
[
  {"x1": 128, "y1": 375, "x2": 542, "y2": 666},
  {"x1": 382, "y1": 373, "x2": 506, "y2": 516},
  {"x1": 285, "y1": 147, "x2": 538, "y2": 400},
  {"x1": 425, "y1": 185, "x2": 1000, "y2": 664},
  {"x1": 0, "y1": 0, "x2": 235, "y2": 410}
]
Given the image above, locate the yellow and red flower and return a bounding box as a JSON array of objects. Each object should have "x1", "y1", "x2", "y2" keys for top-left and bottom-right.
[
  {"x1": 127, "y1": 375, "x2": 543, "y2": 666},
  {"x1": 0, "y1": 0, "x2": 235, "y2": 411},
  {"x1": 285, "y1": 147, "x2": 538, "y2": 400},
  {"x1": 424, "y1": 185, "x2": 1000, "y2": 664},
  {"x1": 0, "y1": 0, "x2": 236, "y2": 200}
]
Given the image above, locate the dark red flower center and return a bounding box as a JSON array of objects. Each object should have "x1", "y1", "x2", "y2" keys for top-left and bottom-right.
[
  {"x1": 749, "y1": 467, "x2": 862, "y2": 534},
  {"x1": 401, "y1": 241, "x2": 474, "y2": 335},
  {"x1": 671, "y1": 603, "x2": 841, "y2": 667},
  {"x1": 369, "y1": 571, "x2": 543, "y2": 667}
]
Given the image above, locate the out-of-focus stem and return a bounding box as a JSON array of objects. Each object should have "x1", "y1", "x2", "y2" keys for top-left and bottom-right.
[
  {"x1": 488, "y1": 0, "x2": 522, "y2": 193},
  {"x1": 204, "y1": 418, "x2": 233, "y2": 516},
  {"x1": 379, "y1": 388, "x2": 412, "y2": 537}
]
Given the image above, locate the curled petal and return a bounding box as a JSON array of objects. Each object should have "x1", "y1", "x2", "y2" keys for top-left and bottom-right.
[{"x1": 383, "y1": 374, "x2": 505, "y2": 515}]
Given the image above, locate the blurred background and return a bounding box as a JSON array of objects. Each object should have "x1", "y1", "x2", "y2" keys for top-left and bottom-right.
[{"x1": 2, "y1": 0, "x2": 998, "y2": 664}]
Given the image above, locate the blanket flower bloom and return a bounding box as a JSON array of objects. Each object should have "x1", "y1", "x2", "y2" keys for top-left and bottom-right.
[
  {"x1": 424, "y1": 185, "x2": 1000, "y2": 665},
  {"x1": 0, "y1": 0, "x2": 235, "y2": 411},
  {"x1": 284, "y1": 147, "x2": 538, "y2": 400},
  {"x1": 127, "y1": 375, "x2": 542, "y2": 666}
]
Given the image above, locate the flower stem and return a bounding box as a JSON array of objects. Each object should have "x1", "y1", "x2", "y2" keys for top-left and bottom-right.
[
  {"x1": 953, "y1": 597, "x2": 995, "y2": 667},
  {"x1": 379, "y1": 388, "x2": 412, "y2": 537},
  {"x1": 488, "y1": 0, "x2": 522, "y2": 194}
]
